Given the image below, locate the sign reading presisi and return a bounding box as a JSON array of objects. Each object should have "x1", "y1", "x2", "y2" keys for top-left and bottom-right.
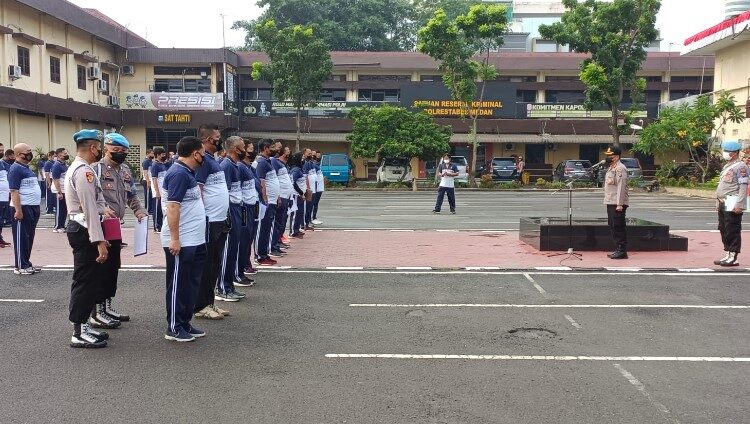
[
  {"x1": 122, "y1": 92, "x2": 224, "y2": 111},
  {"x1": 399, "y1": 82, "x2": 517, "y2": 119}
]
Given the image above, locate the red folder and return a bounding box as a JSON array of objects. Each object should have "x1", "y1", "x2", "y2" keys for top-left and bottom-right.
[{"x1": 101, "y1": 218, "x2": 122, "y2": 241}]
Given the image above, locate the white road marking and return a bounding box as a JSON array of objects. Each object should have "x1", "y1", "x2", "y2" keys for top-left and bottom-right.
[
  {"x1": 481, "y1": 230, "x2": 507, "y2": 233},
  {"x1": 326, "y1": 266, "x2": 365, "y2": 270},
  {"x1": 465, "y1": 266, "x2": 501, "y2": 270},
  {"x1": 535, "y1": 266, "x2": 572, "y2": 271},
  {"x1": 348, "y1": 303, "x2": 750, "y2": 309},
  {"x1": 256, "y1": 269, "x2": 750, "y2": 277},
  {"x1": 436, "y1": 229, "x2": 459, "y2": 232},
  {"x1": 121, "y1": 264, "x2": 154, "y2": 268},
  {"x1": 325, "y1": 354, "x2": 750, "y2": 362},
  {"x1": 524, "y1": 273, "x2": 548, "y2": 297},
  {"x1": 564, "y1": 314, "x2": 583, "y2": 329},
  {"x1": 389, "y1": 229, "x2": 414, "y2": 232},
  {"x1": 43, "y1": 264, "x2": 74, "y2": 268},
  {"x1": 613, "y1": 364, "x2": 675, "y2": 420},
  {"x1": 395, "y1": 267, "x2": 432, "y2": 270},
  {"x1": 606, "y1": 267, "x2": 643, "y2": 272},
  {"x1": 343, "y1": 229, "x2": 371, "y2": 232},
  {"x1": 678, "y1": 268, "x2": 715, "y2": 272},
  {"x1": 0, "y1": 299, "x2": 45, "y2": 303}
]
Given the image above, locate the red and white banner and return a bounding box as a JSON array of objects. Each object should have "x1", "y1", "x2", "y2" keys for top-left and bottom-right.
[{"x1": 683, "y1": 10, "x2": 750, "y2": 54}]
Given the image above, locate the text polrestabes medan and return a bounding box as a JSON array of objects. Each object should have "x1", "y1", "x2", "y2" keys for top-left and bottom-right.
[{"x1": 412, "y1": 100, "x2": 502, "y2": 116}]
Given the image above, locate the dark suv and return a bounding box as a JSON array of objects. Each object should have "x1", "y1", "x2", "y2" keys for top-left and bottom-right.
[
  {"x1": 487, "y1": 157, "x2": 521, "y2": 181},
  {"x1": 596, "y1": 158, "x2": 643, "y2": 186},
  {"x1": 553, "y1": 160, "x2": 594, "y2": 183}
]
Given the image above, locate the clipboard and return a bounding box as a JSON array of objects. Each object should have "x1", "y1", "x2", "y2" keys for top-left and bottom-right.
[{"x1": 134, "y1": 216, "x2": 149, "y2": 257}]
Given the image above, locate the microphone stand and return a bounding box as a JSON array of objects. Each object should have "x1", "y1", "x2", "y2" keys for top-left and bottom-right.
[{"x1": 547, "y1": 163, "x2": 605, "y2": 261}]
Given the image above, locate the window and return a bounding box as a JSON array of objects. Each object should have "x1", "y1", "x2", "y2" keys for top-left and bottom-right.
[
  {"x1": 358, "y1": 89, "x2": 399, "y2": 102},
  {"x1": 420, "y1": 75, "x2": 442, "y2": 82},
  {"x1": 644, "y1": 76, "x2": 662, "y2": 82},
  {"x1": 545, "y1": 76, "x2": 581, "y2": 82},
  {"x1": 669, "y1": 76, "x2": 704, "y2": 83},
  {"x1": 358, "y1": 75, "x2": 410, "y2": 82},
  {"x1": 241, "y1": 88, "x2": 273, "y2": 100},
  {"x1": 669, "y1": 90, "x2": 697, "y2": 101},
  {"x1": 154, "y1": 78, "x2": 211, "y2": 93},
  {"x1": 329, "y1": 75, "x2": 347, "y2": 82},
  {"x1": 77, "y1": 65, "x2": 86, "y2": 90},
  {"x1": 545, "y1": 90, "x2": 585, "y2": 103},
  {"x1": 146, "y1": 128, "x2": 197, "y2": 152},
  {"x1": 154, "y1": 66, "x2": 211, "y2": 76},
  {"x1": 102, "y1": 73, "x2": 110, "y2": 95},
  {"x1": 497, "y1": 76, "x2": 537, "y2": 82},
  {"x1": 50, "y1": 56, "x2": 61, "y2": 84},
  {"x1": 17, "y1": 46, "x2": 30, "y2": 76},
  {"x1": 320, "y1": 89, "x2": 346, "y2": 101},
  {"x1": 516, "y1": 90, "x2": 537, "y2": 103}
]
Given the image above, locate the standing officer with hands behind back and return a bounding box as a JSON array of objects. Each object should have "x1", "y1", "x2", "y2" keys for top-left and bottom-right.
[
  {"x1": 603, "y1": 146, "x2": 629, "y2": 260},
  {"x1": 714, "y1": 140, "x2": 749, "y2": 267},
  {"x1": 65, "y1": 130, "x2": 116, "y2": 348}
]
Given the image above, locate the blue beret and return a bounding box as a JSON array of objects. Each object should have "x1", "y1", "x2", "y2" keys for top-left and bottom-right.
[
  {"x1": 722, "y1": 140, "x2": 742, "y2": 152},
  {"x1": 104, "y1": 133, "x2": 130, "y2": 149},
  {"x1": 73, "y1": 129, "x2": 104, "y2": 144}
]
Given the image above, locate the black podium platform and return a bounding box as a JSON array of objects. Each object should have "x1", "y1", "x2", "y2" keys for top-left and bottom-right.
[{"x1": 519, "y1": 217, "x2": 688, "y2": 252}]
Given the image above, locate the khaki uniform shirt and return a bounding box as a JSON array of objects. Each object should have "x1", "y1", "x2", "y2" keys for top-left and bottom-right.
[
  {"x1": 64, "y1": 157, "x2": 107, "y2": 243},
  {"x1": 95, "y1": 157, "x2": 147, "y2": 220},
  {"x1": 603, "y1": 161, "x2": 629, "y2": 206},
  {"x1": 716, "y1": 159, "x2": 749, "y2": 210}
]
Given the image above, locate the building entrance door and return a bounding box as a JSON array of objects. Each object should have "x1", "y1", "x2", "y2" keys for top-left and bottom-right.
[
  {"x1": 579, "y1": 144, "x2": 600, "y2": 164},
  {"x1": 525, "y1": 144, "x2": 546, "y2": 164}
]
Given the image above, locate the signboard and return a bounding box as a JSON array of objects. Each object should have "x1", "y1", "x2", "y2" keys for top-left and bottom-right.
[
  {"x1": 525, "y1": 103, "x2": 647, "y2": 119},
  {"x1": 399, "y1": 82, "x2": 517, "y2": 119},
  {"x1": 242, "y1": 100, "x2": 389, "y2": 118},
  {"x1": 122, "y1": 92, "x2": 224, "y2": 111},
  {"x1": 158, "y1": 114, "x2": 191, "y2": 123},
  {"x1": 224, "y1": 64, "x2": 239, "y2": 114}
]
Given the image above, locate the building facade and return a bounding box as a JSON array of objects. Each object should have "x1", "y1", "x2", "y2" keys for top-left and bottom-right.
[{"x1": 0, "y1": 0, "x2": 713, "y2": 180}]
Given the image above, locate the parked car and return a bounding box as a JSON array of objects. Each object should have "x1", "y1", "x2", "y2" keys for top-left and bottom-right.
[
  {"x1": 487, "y1": 157, "x2": 522, "y2": 181},
  {"x1": 553, "y1": 159, "x2": 595, "y2": 183},
  {"x1": 321, "y1": 153, "x2": 354, "y2": 184},
  {"x1": 451, "y1": 156, "x2": 469, "y2": 182},
  {"x1": 376, "y1": 157, "x2": 413, "y2": 183},
  {"x1": 596, "y1": 157, "x2": 643, "y2": 186}
]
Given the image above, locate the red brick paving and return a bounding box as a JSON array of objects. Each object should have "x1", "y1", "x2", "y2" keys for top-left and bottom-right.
[{"x1": 1, "y1": 227, "x2": 739, "y2": 270}]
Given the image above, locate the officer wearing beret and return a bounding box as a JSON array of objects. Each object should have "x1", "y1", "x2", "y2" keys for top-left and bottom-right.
[
  {"x1": 65, "y1": 129, "x2": 116, "y2": 348},
  {"x1": 714, "y1": 140, "x2": 749, "y2": 267},
  {"x1": 603, "y1": 145, "x2": 629, "y2": 260},
  {"x1": 93, "y1": 133, "x2": 148, "y2": 324}
]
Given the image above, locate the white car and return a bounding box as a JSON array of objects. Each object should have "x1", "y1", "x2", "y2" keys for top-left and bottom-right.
[
  {"x1": 451, "y1": 156, "x2": 468, "y2": 182},
  {"x1": 376, "y1": 158, "x2": 413, "y2": 183}
]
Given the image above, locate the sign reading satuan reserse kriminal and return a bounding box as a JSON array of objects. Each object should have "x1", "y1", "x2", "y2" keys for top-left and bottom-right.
[
  {"x1": 122, "y1": 92, "x2": 224, "y2": 111},
  {"x1": 399, "y1": 82, "x2": 517, "y2": 119}
]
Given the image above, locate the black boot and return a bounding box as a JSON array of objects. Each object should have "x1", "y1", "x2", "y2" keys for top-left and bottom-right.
[
  {"x1": 609, "y1": 250, "x2": 629, "y2": 260},
  {"x1": 104, "y1": 298, "x2": 130, "y2": 322},
  {"x1": 88, "y1": 303, "x2": 121, "y2": 329}
]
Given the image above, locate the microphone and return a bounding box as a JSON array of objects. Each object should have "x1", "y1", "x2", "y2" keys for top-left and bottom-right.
[{"x1": 590, "y1": 160, "x2": 606, "y2": 169}]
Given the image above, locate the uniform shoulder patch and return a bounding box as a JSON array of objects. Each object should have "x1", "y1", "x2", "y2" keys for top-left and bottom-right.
[
  {"x1": 86, "y1": 171, "x2": 95, "y2": 183},
  {"x1": 740, "y1": 167, "x2": 747, "y2": 177}
]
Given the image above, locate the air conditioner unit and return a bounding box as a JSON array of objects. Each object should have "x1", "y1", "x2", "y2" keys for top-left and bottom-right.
[
  {"x1": 148, "y1": 84, "x2": 155, "y2": 92},
  {"x1": 504, "y1": 143, "x2": 515, "y2": 151},
  {"x1": 122, "y1": 65, "x2": 135, "y2": 76},
  {"x1": 87, "y1": 65, "x2": 101, "y2": 80},
  {"x1": 97, "y1": 80, "x2": 108, "y2": 92},
  {"x1": 8, "y1": 65, "x2": 21, "y2": 80},
  {"x1": 107, "y1": 95, "x2": 120, "y2": 107}
]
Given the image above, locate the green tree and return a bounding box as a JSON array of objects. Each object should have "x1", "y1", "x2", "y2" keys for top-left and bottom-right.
[
  {"x1": 539, "y1": 0, "x2": 661, "y2": 146},
  {"x1": 417, "y1": 4, "x2": 508, "y2": 186},
  {"x1": 634, "y1": 92, "x2": 745, "y2": 182},
  {"x1": 413, "y1": 0, "x2": 483, "y2": 28},
  {"x1": 233, "y1": 0, "x2": 415, "y2": 51},
  {"x1": 348, "y1": 105, "x2": 451, "y2": 182},
  {"x1": 251, "y1": 21, "x2": 333, "y2": 152}
]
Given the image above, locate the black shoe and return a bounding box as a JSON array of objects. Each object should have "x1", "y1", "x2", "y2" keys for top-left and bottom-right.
[
  {"x1": 234, "y1": 276, "x2": 255, "y2": 287},
  {"x1": 86, "y1": 327, "x2": 109, "y2": 341},
  {"x1": 450, "y1": 210, "x2": 456, "y2": 214},
  {"x1": 104, "y1": 299, "x2": 130, "y2": 322},
  {"x1": 70, "y1": 324, "x2": 107, "y2": 348},
  {"x1": 269, "y1": 250, "x2": 286, "y2": 258},
  {"x1": 609, "y1": 250, "x2": 628, "y2": 260},
  {"x1": 432, "y1": 210, "x2": 440, "y2": 214}
]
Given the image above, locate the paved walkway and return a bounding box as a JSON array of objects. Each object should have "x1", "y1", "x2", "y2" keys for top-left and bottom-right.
[{"x1": 2, "y1": 227, "x2": 741, "y2": 271}]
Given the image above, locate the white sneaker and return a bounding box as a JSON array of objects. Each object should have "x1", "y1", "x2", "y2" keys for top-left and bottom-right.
[
  {"x1": 194, "y1": 306, "x2": 223, "y2": 320},
  {"x1": 312, "y1": 219, "x2": 323, "y2": 225}
]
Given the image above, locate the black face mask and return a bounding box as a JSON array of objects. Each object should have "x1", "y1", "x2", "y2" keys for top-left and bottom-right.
[
  {"x1": 605, "y1": 156, "x2": 614, "y2": 164},
  {"x1": 93, "y1": 148, "x2": 103, "y2": 162},
  {"x1": 21, "y1": 152, "x2": 33, "y2": 162},
  {"x1": 247, "y1": 151, "x2": 257, "y2": 161},
  {"x1": 195, "y1": 154, "x2": 204, "y2": 168},
  {"x1": 63, "y1": 154, "x2": 70, "y2": 161},
  {"x1": 237, "y1": 150, "x2": 246, "y2": 161},
  {"x1": 111, "y1": 152, "x2": 127, "y2": 164}
]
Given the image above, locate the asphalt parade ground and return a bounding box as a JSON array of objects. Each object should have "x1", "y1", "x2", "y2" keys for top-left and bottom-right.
[
  {"x1": 1, "y1": 190, "x2": 748, "y2": 422},
  {"x1": 0, "y1": 269, "x2": 748, "y2": 423}
]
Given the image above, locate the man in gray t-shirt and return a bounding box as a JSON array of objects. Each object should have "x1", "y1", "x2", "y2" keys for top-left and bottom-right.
[{"x1": 433, "y1": 154, "x2": 459, "y2": 214}]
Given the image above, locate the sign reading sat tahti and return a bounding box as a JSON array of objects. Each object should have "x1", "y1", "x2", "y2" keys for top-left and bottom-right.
[{"x1": 122, "y1": 92, "x2": 224, "y2": 111}]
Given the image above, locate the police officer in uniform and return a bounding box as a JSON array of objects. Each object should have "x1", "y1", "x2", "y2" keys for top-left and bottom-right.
[
  {"x1": 65, "y1": 130, "x2": 117, "y2": 348},
  {"x1": 603, "y1": 146, "x2": 629, "y2": 260},
  {"x1": 714, "y1": 140, "x2": 749, "y2": 267},
  {"x1": 94, "y1": 133, "x2": 148, "y2": 324}
]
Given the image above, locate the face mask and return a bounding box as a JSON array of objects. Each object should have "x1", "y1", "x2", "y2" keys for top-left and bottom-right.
[
  {"x1": 443, "y1": 159, "x2": 450, "y2": 164},
  {"x1": 111, "y1": 152, "x2": 127, "y2": 164},
  {"x1": 722, "y1": 151, "x2": 733, "y2": 161},
  {"x1": 237, "y1": 149, "x2": 246, "y2": 161},
  {"x1": 194, "y1": 154, "x2": 204, "y2": 169},
  {"x1": 248, "y1": 151, "x2": 257, "y2": 161},
  {"x1": 21, "y1": 152, "x2": 33, "y2": 162},
  {"x1": 605, "y1": 156, "x2": 613, "y2": 164},
  {"x1": 93, "y1": 148, "x2": 103, "y2": 162},
  {"x1": 63, "y1": 154, "x2": 70, "y2": 161}
]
